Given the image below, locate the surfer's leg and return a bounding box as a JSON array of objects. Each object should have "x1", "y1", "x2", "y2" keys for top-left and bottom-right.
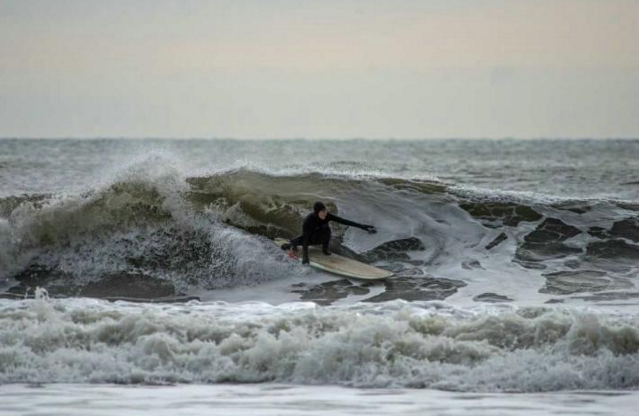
[
  {"x1": 282, "y1": 235, "x2": 303, "y2": 251},
  {"x1": 318, "y1": 228, "x2": 332, "y2": 255},
  {"x1": 284, "y1": 230, "x2": 329, "y2": 251}
]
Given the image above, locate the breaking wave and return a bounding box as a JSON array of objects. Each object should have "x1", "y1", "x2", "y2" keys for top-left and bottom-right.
[
  {"x1": 1, "y1": 159, "x2": 639, "y2": 302},
  {"x1": 0, "y1": 295, "x2": 638, "y2": 391}
]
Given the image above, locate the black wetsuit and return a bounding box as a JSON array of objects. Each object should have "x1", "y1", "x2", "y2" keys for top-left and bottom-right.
[{"x1": 290, "y1": 212, "x2": 366, "y2": 259}]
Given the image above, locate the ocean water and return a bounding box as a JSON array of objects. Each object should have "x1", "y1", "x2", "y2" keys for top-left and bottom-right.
[{"x1": 1, "y1": 138, "x2": 639, "y2": 414}]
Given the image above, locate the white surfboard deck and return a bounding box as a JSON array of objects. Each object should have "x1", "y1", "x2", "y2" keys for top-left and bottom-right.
[{"x1": 274, "y1": 238, "x2": 393, "y2": 280}]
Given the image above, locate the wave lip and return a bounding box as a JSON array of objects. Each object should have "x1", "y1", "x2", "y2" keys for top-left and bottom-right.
[{"x1": 1, "y1": 297, "x2": 638, "y2": 391}]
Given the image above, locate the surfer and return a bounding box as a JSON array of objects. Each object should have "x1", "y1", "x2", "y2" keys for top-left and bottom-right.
[{"x1": 281, "y1": 201, "x2": 376, "y2": 265}]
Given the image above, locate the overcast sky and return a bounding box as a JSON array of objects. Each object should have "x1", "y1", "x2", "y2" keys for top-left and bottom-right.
[{"x1": 1, "y1": 0, "x2": 638, "y2": 139}]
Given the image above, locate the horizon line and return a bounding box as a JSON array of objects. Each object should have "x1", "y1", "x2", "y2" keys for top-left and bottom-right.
[{"x1": 1, "y1": 136, "x2": 639, "y2": 141}]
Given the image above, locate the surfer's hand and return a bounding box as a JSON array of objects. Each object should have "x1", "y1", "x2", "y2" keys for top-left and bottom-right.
[{"x1": 361, "y1": 224, "x2": 377, "y2": 234}]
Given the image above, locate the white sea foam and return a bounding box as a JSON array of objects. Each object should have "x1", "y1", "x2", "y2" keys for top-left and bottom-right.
[{"x1": 1, "y1": 296, "x2": 638, "y2": 391}]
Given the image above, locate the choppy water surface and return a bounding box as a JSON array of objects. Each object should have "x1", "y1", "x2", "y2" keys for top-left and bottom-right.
[
  {"x1": 1, "y1": 138, "x2": 638, "y2": 414},
  {"x1": 2, "y1": 384, "x2": 639, "y2": 416}
]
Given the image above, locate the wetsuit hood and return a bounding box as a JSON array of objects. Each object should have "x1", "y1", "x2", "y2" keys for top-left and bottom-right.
[{"x1": 313, "y1": 201, "x2": 327, "y2": 214}]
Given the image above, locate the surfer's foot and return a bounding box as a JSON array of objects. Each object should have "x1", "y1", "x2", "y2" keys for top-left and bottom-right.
[
  {"x1": 281, "y1": 243, "x2": 299, "y2": 252},
  {"x1": 322, "y1": 246, "x2": 331, "y2": 256}
]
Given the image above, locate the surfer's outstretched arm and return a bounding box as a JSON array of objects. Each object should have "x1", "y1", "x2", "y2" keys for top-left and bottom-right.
[{"x1": 327, "y1": 213, "x2": 377, "y2": 233}]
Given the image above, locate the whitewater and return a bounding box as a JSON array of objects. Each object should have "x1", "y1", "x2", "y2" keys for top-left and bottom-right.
[{"x1": 1, "y1": 138, "x2": 639, "y2": 415}]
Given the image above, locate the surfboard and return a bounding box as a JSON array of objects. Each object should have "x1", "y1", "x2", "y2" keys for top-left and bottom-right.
[{"x1": 274, "y1": 238, "x2": 393, "y2": 280}]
